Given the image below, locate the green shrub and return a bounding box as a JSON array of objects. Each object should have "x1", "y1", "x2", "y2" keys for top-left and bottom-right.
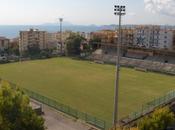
[{"x1": 138, "y1": 107, "x2": 175, "y2": 130}]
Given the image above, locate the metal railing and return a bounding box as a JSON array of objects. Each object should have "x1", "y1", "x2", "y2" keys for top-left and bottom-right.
[
  {"x1": 23, "y1": 88, "x2": 106, "y2": 129},
  {"x1": 1, "y1": 79, "x2": 108, "y2": 130},
  {"x1": 3, "y1": 79, "x2": 175, "y2": 129},
  {"x1": 121, "y1": 90, "x2": 175, "y2": 125}
]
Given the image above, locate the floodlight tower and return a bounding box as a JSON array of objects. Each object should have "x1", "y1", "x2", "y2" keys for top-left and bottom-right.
[
  {"x1": 59, "y1": 18, "x2": 63, "y2": 55},
  {"x1": 19, "y1": 38, "x2": 22, "y2": 62},
  {"x1": 113, "y1": 4, "x2": 126, "y2": 128}
]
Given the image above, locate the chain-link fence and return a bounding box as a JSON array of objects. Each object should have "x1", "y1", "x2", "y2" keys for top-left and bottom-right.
[
  {"x1": 4, "y1": 79, "x2": 174, "y2": 130},
  {"x1": 121, "y1": 90, "x2": 175, "y2": 125},
  {"x1": 22, "y1": 88, "x2": 107, "y2": 129},
  {"x1": 0, "y1": 79, "x2": 108, "y2": 130}
]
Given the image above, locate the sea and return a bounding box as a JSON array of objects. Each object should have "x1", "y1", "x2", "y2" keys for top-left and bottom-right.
[{"x1": 0, "y1": 25, "x2": 116, "y2": 39}]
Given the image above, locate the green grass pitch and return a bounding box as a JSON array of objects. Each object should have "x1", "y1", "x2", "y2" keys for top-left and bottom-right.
[{"x1": 0, "y1": 57, "x2": 174, "y2": 126}]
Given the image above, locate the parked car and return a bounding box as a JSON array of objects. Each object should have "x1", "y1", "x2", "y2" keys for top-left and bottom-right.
[
  {"x1": 0, "y1": 56, "x2": 8, "y2": 63},
  {"x1": 7, "y1": 55, "x2": 19, "y2": 62}
]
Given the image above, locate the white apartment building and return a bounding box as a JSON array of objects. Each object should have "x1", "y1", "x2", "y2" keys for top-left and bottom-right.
[
  {"x1": 134, "y1": 26, "x2": 148, "y2": 48},
  {"x1": 134, "y1": 26, "x2": 174, "y2": 50},
  {"x1": 0, "y1": 37, "x2": 10, "y2": 52},
  {"x1": 19, "y1": 29, "x2": 47, "y2": 52},
  {"x1": 158, "y1": 29, "x2": 174, "y2": 50},
  {"x1": 134, "y1": 26, "x2": 159, "y2": 48},
  {"x1": 149, "y1": 27, "x2": 160, "y2": 48}
]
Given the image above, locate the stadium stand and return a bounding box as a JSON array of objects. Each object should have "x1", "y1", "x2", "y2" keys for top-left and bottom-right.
[
  {"x1": 146, "y1": 56, "x2": 175, "y2": 64},
  {"x1": 88, "y1": 49, "x2": 175, "y2": 75},
  {"x1": 146, "y1": 56, "x2": 167, "y2": 63},
  {"x1": 125, "y1": 52, "x2": 148, "y2": 60},
  {"x1": 168, "y1": 56, "x2": 175, "y2": 64}
]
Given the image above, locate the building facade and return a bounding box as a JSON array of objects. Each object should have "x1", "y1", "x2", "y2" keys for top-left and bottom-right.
[
  {"x1": 158, "y1": 29, "x2": 174, "y2": 50},
  {"x1": 134, "y1": 25, "x2": 174, "y2": 50},
  {"x1": 0, "y1": 37, "x2": 10, "y2": 52},
  {"x1": 19, "y1": 29, "x2": 47, "y2": 52},
  {"x1": 90, "y1": 30, "x2": 116, "y2": 44},
  {"x1": 121, "y1": 28, "x2": 134, "y2": 46},
  {"x1": 134, "y1": 26, "x2": 157, "y2": 48},
  {"x1": 46, "y1": 31, "x2": 73, "y2": 50},
  {"x1": 46, "y1": 32, "x2": 58, "y2": 49},
  {"x1": 173, "y1": 31, "x2": 175, "y2": 50}
]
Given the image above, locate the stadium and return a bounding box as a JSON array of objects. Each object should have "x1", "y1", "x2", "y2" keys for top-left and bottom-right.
[{"x1": 0, "y1": 55, "x2": 174, "y2": 129}]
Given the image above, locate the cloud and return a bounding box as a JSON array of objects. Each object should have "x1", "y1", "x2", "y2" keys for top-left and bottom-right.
[{"x1": 144, "y1": 0, "x2": 175, "y2": 16}]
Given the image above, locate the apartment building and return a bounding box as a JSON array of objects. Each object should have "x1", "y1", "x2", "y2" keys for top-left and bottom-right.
[
  {"x1": 0, "y1": 37, "x2": 10, "y2": 52},
  {"x1": 90, "y1": 30, "x2": 116, "y2": 44},
  {"x1": 133, "y1": 26, "x2": 151, "y2": 48},
  {"x1": 76, "y1": 32, "x2": 91, "y2": 40},
  {"x1": 158, "y1": 29, "x2": 174, "y2": 50},
  {"x1": 134, "y1": 25, "x2": 174, "y2": 50},
  {"x1": 46, "y1": 31, "x2": 72, "y2": 49},
  {"x1": 19, "y1": 29, "x2": 47, "y2": 52},
  {"x1": 173, "y1": 31, "x2": 175, "y2": 50},
  {"x1": 57, "y1": 31, "x2": 73, "y2": 42},
  {"x1": 46, "y1": 32, "x2": 58, "y2": 49},
  {"x1": 121, "y1": 28, "x2": 134, "y2": 46},
  {"x1": 10, "y1": 37, "x2": 19, "y2": 48},
  {"x1": 149, "y1": 26, "x2": 160, "y2": 48}
]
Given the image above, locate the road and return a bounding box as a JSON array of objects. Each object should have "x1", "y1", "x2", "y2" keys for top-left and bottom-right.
[{"x1": 38, "y1": 102, "x2": 97, "y2": 130}]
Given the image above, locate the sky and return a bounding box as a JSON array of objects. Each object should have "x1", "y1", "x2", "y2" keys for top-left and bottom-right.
[{"x1": 0, "y1": 0, "x2": 175, "y2": 25}]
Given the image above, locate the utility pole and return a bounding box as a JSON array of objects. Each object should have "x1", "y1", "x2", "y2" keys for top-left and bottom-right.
[
  {"x1": 19, "y1": 38, "x2": 22, "y2": 62},
  {"x1": 59, "y1": 18, "x2": 63, "y2": 55},
  {"x1": 113, "y1": 5, "x2": 126, "y2": 129}
]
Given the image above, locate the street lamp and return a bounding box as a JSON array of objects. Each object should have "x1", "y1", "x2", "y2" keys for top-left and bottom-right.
[
  {"x1": 113, "y1": 4, "x2": 126, "y2": 128},
  {"x1": 59, "y1": 18, "x2": 63, "y2": 55}
]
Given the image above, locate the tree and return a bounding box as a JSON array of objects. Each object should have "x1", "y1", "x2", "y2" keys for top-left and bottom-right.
[
  {"x1": 0, "y1": 81, "x2": 45, "y2": 130},
  {"x1": 138, "y1": 107, "x2": 175, "y2": 130},
  {"x1": 7, "y1": 46, "x2": 20, "y2": 56},
  {"x1": 27, "y1": 44, "x2": 41, "y2": 57},
  {"x1": 80, "y1": 43, "x2": 92, "y2": 57},
  {"x1": 65, "y1": 33, "x2": 85, "y2": 56},
  {"x1": 40, "y1": 49, "x2": 52, "y2": 59}
]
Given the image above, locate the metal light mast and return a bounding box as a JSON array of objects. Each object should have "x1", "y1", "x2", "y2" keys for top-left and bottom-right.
[
  {"x1": 59, "y1": 18, "x2": 63, "y2": 55},
  {"x1": 113, "y1": 4, "x2": 126, "y2": 128}
]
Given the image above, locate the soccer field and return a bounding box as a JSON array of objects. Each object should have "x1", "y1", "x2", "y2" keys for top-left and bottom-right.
[{"x1": 0, "y1": 57, "x2": 174, "y2": 126}]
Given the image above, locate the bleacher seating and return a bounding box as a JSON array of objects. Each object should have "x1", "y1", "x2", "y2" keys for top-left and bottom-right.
[
  {"x1": 146, "y1": 56, "x2": 165, "y2": 62},
  {"x1": 125, "y1": 52, "x2": 148, "y2": 60},
  {"x1": 146, "y1": 56, "x2": 175, "y2": 64},
  {"x1": 89, "y1": 49, "x2": 175, "y2": 75},
  {"x1": 164, "y1": 56, "x2": 175, "y2": 64}
]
